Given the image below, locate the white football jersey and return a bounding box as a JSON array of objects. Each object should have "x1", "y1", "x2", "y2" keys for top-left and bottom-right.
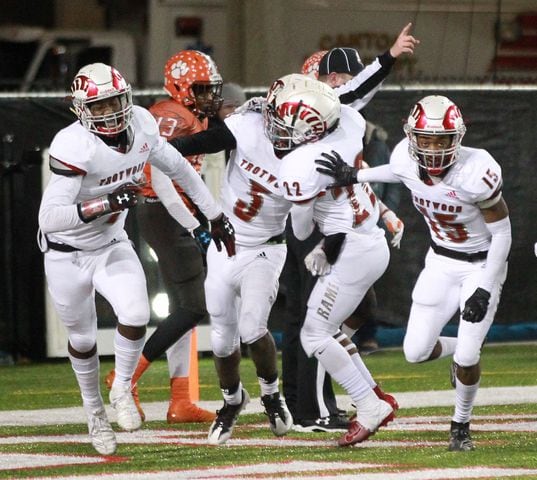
[
  {"x1": 222, "y1": 112, "x2": 293, "y2": 246},
  {"x1": 390, "y1": 138, "x2": 503, "y2": 252},
  {"x1": 41, "y1": 106, "x2": 197, "y2": 250},
  {"x1": 278, "y1": 105, "x2": 383, "y2": 240}
]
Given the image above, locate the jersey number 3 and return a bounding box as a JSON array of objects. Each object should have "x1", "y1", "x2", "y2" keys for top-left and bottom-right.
[{"x1": 234, "y1": 180, "x2": 270, "y2": 222}]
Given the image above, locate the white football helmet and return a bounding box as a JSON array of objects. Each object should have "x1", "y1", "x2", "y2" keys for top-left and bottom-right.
[
  {"x1": 71, "y1": 63, "x2": 133, "y2": 136},
  {"x1": 263, "y1": 73, "x2": 340, "y2": 155},
  {"x1": 404, "y1": 95, "x2": 466, "y2": 176}
]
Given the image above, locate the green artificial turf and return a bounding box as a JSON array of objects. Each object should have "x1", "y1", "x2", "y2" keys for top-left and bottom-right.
[{"x1": 1, "y1": 343, "x2": 537, "y2": 479}]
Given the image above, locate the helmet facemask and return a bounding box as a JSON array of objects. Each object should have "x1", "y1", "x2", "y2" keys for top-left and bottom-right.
[
  {"x1": 76, "y1": 90, "x2": 133, "y2": 136},
  {"x1": 263, "y1": 101, "x2": 324, "y2": 154},
  {"x1": 191, "y1": 81, "x2": 223, "y2": 117},
  {"x1": 406, "y1": 131, "x2": 463, "y2": 176}
]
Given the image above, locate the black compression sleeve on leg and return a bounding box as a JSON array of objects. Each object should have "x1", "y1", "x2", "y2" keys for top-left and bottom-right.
[
  {"x1": 142, "y1": 307, "x2": 205, "y2": 361},
  {"x1": 323, "y1": 232, "x2": 347, "y2": 264}
]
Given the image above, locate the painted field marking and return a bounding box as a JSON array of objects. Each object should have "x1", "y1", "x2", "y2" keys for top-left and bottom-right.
[
  {"x1": 0, "y1": 452, "x2": 106, "y2": 470},
  {"x1": 2, "y1": 413, "x2": 537, "y2": 478},
  {"x1": 13, "y1": 462, "x2": 537, "y2": 480}
]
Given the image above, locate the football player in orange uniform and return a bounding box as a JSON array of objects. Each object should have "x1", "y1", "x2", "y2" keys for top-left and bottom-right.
[{"x1": 106, "y1": 50, "x2": 225, "y2": 423}]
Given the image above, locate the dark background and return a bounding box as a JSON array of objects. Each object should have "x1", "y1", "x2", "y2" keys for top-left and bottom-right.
[{"x1": 0, "y1": 88, "x2": 535, "y2": 361}]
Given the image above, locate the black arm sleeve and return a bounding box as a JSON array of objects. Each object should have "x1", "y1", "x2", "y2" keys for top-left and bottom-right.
[
  {"x1": 168, "y1": 122, "x2": 237, "y2": 156},
  {"x1": 338, "y1": 51, "x2": 396, "y2": 106}
]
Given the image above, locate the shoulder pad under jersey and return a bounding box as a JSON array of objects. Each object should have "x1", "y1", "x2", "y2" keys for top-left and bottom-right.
[
  {"x1": 48, "y1": 125, "x2": 92, "y2": 176},
  {"x1": 457, "y1": 148, "x2": 503, "y2": 204},
  {"x1": 149, "y1": 100, "x2": 200, "y2": 138},
  {"x1": 134, "y1": 105, "x2": 160, "y2": 137}
]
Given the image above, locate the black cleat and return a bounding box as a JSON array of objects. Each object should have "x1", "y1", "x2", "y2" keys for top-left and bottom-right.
[
  {"x1": 261, "y1": 392, "x2": 293, "y2": 436},
  {"x1": 208, "y1": 389, "x2": 250, "y2": 445},
  {"x1": 448, "y1": 421, "x2": 475, "y2": 451},
  {"x1": 293, "y1": 414, "x2": 350, "y2": 433}
]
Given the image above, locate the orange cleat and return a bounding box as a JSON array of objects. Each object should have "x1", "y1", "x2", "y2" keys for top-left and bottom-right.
[
  {"x1": 130, "y1": 383, "x2": 145, "y2": 422},
  {"x1": 104, "y1": 369, "x2": 115, "y2": 390},
  {"x1": 167, "y1": 400, "x2": 216, "y2": 423},
  {"x1": 167, "y1": 377, "x2": 215, "y2": 423}
]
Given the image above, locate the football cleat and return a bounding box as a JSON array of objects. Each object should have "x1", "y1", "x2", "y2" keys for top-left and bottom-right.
[
  {"x1": 109, "y1": 383, "x2": 142, "y2": 431},
  {"x1": 261, "y1": 392, "x2": 293, "y2": 436},
  {"x1": 350, "y1": 386, "x2": 399, "y2": 423},
  {"x1": 293, "y1": 414, "x2": 349, "y2": 433},
  {"x1": 104, "y1": 369, "x2": 145, "y2": 421},
  {"x1": 167, "y1": 400, "x2": 216, "y2": 423},
  {"x1": 338, "y1": 399, "x2": 394, "y2": 447},
  {"x1": 86, "y1": 407, "x2": 117, "y2": 455},
  {"x1": 373, "y1": 385, "x2": 400, "y2": 412},
  {"x1": 208, "y1": 389, "x2": 250, "y2": 445},
  {"x1": 448, "y1": 421, "x2": 475, "y2": 451}
]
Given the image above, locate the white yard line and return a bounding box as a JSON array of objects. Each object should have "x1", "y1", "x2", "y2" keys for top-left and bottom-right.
[{"x1": 1, "y1": 386, "x2": 536, "y2": 427}]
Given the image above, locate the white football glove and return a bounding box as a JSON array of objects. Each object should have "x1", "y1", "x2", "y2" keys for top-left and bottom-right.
[
  {"x1": 235, "y1": 96, "x2": 266, "y2": 115},
  {"x1": 381, "y1": 209, "x2": 404, "y2": 249},
  {"x1": 304, "y1": 240, "x2": 331, "y2": 276}
]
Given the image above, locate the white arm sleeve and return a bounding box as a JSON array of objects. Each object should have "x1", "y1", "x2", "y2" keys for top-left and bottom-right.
[
  {"x1": 290, "y1": 202, "x2": 315, "y2": 241},
  {"x1": 480, "y1": 216, "x2": 512, "y2": 292},
  {"x1": 151, "y1": 165, "x2": 200, "y2": 231},
  {"x1": 38, "y1": 174, "x2": 84, "y2": 233},
  {"x1": 356, "y1": 164, "x2": 400, "y2": 184},
  {"x1": 150, "y1": 141, "x2": 222, "y2": 221}
]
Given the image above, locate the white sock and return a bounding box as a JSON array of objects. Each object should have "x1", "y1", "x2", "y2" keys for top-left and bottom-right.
[
  {"x1": 258, "y1": 377, "x2": 279, "y2": 397},
  {"x1": 347, "y1": 348, "x2": 377, "y2": 388},
  {"x1": 114, "y1": 330, "x2": 145, "y2": 387},
  {"x1": 314, "y1": 337, "x2": 370, "y2": 403},
  {"x1": 438, "y1": 336, "x2": 458, "y2": 358},
  {"x1": 222, "y1": 382, "x2": 244, "y2": 405},
  {"x1": 335, "y1": 331, "x2": 376, "y2": 388},
  {"x1": 453, "y1": 377, "x2": 479, "y2": 424},
  {"x1": 69, "y1": 352, "x2": 103, "y2": 410}
]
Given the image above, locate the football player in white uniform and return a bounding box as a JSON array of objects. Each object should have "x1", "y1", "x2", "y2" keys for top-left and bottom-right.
[
  {"x1": 38, "y1": 63, "x2": 234, "y2": 455},
  {"x1": 163, "y1": 81, "x2": 294, "y2": 446},
  {"x1": 315, "y1": 95, "x2": 511, "y2": 451},
  {"x1": 286, "y1": 37, "x2": 416, "y2": 431},
  {"x1": 268, "y1": 74, "x2": 395, "y2": 446}
]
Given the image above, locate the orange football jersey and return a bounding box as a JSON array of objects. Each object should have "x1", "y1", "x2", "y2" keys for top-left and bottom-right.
[{"x1": 142, "y1": 98, "x2": 209, "y2": 199}]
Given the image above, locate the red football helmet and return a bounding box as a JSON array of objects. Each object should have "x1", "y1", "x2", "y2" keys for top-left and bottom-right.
[
  {"x1": 404, "y1": 95, "x2": 466, "y2": 176},
  {"x1": 71, "y1": 63, "x2": 133, "y2": 136},
  {"x1": 301, "y1": 50, "x2": 328, "y2": 79},
  {"x1": 164, "y1": 50, "x2": 223, "y2": 117}
]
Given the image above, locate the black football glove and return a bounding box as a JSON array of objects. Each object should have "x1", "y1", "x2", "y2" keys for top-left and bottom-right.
[
  {"x1": 315, "y1": 150, "x2": 359, "y2": 189},
  {"x1": 462, "y1": 287, "x2": 491, "y2": 323},
  {"x1": 192, "y1": 225, "x2": 212, "y2": 256},
  {"x1": 210, "y1": 213, "x2": 236, "y2": 257},
  {"x1": 108, "y1": 183, "x2": 140, "y2": 211},
  {"x1": 78, "y1": 183, "x2": 140, "y2": 222}
]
